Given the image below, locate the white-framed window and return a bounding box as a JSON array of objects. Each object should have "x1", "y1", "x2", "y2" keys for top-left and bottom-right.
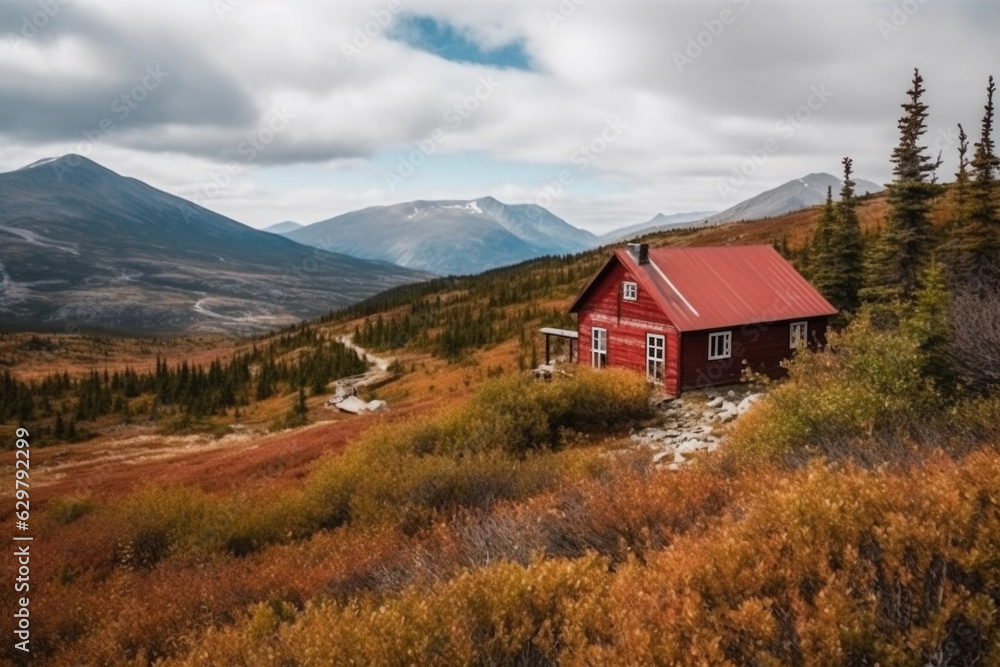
[
  {"x1": 646, "y1": 333, "x2": 665, "y2": 383},
  {"x1": 708, "y1": 331, "x2": 732, "y2": 361},
  {"x1": 622, "y1": 281, "x2": 638, "y2": 301},
  {"x1": 789, "y1": 321, "x2": 808, "y2": 350},
  {"x1": 591, "y1": 327, "x2": 607, "y2": 369}
]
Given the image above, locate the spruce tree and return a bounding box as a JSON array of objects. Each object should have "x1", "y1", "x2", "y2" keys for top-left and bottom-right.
[
  {"x1": 810, "y1": 185, "x2": 838, "y2": 300},
  {"x1": 941, "y1": 124, "x2": 976, "y2": 278},
  {"x1": 811, "y1": 161, "x2": 864, "y2": 314},
  {"x1": 960, "y1": 75, "x2": 1000, "y2": 289},
  {"x1": 296, "y1": 386, "x2": 307, "y2": 416},
  {"x1": 906, "y1": 259, "x2": 955, "y2": 395},
  {"x1": 863, "y1": 68, "x2": 942, "y2": 302},
  {"x1": 953, "y1": 123, "x2": 973, "y2": 227},
  {"x1": 834, "y1": 157, "x2": 864, "y2": 312}
]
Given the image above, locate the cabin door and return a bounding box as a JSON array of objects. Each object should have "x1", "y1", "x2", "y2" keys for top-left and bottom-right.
[{"x1": 646, "y1": 334, "x2": 665, "y2": 383}]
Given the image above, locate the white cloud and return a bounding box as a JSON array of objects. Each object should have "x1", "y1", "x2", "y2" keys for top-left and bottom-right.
[{"x1": 0, "y1": 0, "x2": 997, "y2": 233}]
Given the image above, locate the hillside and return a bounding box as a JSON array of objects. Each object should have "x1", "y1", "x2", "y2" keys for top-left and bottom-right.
[
  {"x1": 5, "y1": 183, "x2": 1000, "y2": 666},
  {"x1": 331, "y1": 191, "x2": 894, "y2": 364},
  {"x1": 286, "y1": 196, "x2": 597, "y2": 276},
  {"x1": 0, "y1": 156, "x2": 429, "y2": 335}
]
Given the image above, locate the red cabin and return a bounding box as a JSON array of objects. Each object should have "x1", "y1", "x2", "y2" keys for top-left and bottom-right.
[{"x1": 569, "y1": 243, "x2": 837, "y2": 396}]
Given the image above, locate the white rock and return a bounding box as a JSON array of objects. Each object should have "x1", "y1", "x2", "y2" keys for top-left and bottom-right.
[
  {"x1": 653, "y1": 450, "x2": 673, "y2": 464},
  {"x1": 707, "y1": 396, "x2": 724, "y2": 408},
  {"x1": 334, "y1": 396, "x2": 388, "y2": 414},
  {"x1": 727, "y1": 390, "x2": 736, "y2": 398},
  {"x1": 676, "y1": 439, "x2": 704, "y2": 454},
  {"x1": 737, "y1": 394, "x2": 763, "y2": 415},
  {"x1": 667, "y1": 463, "x2": 681, "y2": 471},
  {"x1": 335, "y1": 396, "x2": 369, "y2": 414}
]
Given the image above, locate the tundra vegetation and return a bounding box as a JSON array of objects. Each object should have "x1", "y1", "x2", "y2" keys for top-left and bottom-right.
[{"x1": 3, "y1": 69, "x2": 1000, "y2": 665}]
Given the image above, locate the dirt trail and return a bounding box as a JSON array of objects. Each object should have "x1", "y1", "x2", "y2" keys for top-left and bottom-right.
[{"x1": 334, "y1": 334, "x2": 396, "y2": 395}]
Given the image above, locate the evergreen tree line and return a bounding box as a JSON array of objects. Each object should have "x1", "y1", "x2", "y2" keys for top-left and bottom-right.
[
  {"x1": 809, "y1": 69, "x2": 999, "y2": 315},
  {"x1": 330, "y1": 253, "x2": 603, "y2": 325},
  {"x1": 355, "y1": 302, "x2": 575, "y2": 360},
  {"x1": 0, "y1": 336, "x2": 367, "y2": 440},
  {"x1": 345, "y1": 250, "x2": 602, "y2": 362}
]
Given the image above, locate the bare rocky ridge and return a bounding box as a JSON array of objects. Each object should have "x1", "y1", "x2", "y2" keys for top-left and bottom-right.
[{"x1": 0, "y1": 155, "x2": 430, "y2": 335}]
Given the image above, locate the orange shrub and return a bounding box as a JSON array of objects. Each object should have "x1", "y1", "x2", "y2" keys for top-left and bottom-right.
[{"x1": 160, "y1": 451, "x2": 1000, "y2": 666}]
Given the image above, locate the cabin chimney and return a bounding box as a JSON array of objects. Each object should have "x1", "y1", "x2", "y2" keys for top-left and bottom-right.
[{"x1": 627, "y1": 243, "x2": 649, "y2": 265}]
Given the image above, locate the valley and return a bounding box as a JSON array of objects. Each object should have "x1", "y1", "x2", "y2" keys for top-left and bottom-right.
[{"x1": 1, "y1": 151, "x2": 997, "y2": 667}]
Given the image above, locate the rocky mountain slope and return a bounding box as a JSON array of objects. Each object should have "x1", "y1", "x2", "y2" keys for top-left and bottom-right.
[
  {"x1": 286, "y1": 196, "x2": 597, "y2": 276},
  {"x1": 0, "y1": 156, "x2": 429, "y2": 335}
]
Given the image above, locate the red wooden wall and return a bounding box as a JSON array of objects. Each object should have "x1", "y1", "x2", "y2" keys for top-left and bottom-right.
[
  {"x1": 575, "y1": 260, "x2": 681, "y2": 396},
  {"x1": 679, "y1": 317, "x2": 829, "y2": 391}
]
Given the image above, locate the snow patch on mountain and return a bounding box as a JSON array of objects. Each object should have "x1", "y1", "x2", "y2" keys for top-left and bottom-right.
[{"x1": 287, "y1": 196, "x2": 597, "y2": 276}]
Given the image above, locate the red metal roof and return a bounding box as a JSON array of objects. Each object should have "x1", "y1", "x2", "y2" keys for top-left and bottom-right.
[{"x1": 571, "y1": 245, "x2": 837, "y2": 332}]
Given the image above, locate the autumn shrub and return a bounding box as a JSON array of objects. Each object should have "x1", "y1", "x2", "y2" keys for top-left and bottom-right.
[
  {"x1": 34, "y1": 442, "x2": 1000, "y2": 665},
  {"x1": 429, "y1": 368, "x2": 651, "y2": 457},
  {"x1": 728, "y1": 311, "x2": 941, "y2": 464},
  {"x1": 282, "y1": 370, "x2": 649, "y2": 535},
  {"x1": 587, "y1": 454, "x2": 1000, "y2": 666},
  {"x1": 167, "y1": 452, "x2": 1000, "y2": 666},
  {"x1": 946, "y1": 393, "x2": 1000, "y2": 449},
  {"x1": 213, "y1": 489, "x2": 318, "y2": 557},
  {"x1": 528, "y1": 463, "x2": 738, "y2": 564},
  {"x1": 46, "y1": 494, "x2": 96, "y2": 525},
  {"x1": 166, "y1": 555, "x2": 615, "y2": 667},
  {"x1": 301, "y1": 444, "x2": 600, "y2": 537},
  {"x1": 115, "y1": 486, "x2": 210, "y2": 568},
  {"x1": 549, "y1": 366, "x2": 653, "y2": 432}
]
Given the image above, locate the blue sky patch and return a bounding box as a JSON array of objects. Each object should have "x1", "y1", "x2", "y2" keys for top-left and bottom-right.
[{"x1": 389, "y1": 14, "x2": 532, "y2": 71}]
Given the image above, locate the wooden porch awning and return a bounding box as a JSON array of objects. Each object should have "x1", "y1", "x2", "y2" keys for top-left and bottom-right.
[{"x1": 539, "y1": 328, "x2": 578, "y2": 365}]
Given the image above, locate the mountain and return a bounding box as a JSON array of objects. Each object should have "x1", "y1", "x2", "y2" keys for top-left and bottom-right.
[
  {"x1": 599, "y1": 211, "x2": 718, "y2": 244},
  {"x1": 286, "y1": 196, "x2": 598, "y2": 276},
  {"x1": 264, "y1": 221, "x2": 304, "y2": 234},
  {"x1": 0, "y1": 156, "x2": 430, "y2": 335},
  {"x1": 600, "y1": 174, "x2": 884, "y2": 242},
  {"x1": 706, "y1": 172, "x2": 882, "y2": 226}
]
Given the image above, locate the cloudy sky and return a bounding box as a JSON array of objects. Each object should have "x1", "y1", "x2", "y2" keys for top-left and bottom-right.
[{"x1": 1, "y1": 0, "x2": 997, "y2": 234}]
